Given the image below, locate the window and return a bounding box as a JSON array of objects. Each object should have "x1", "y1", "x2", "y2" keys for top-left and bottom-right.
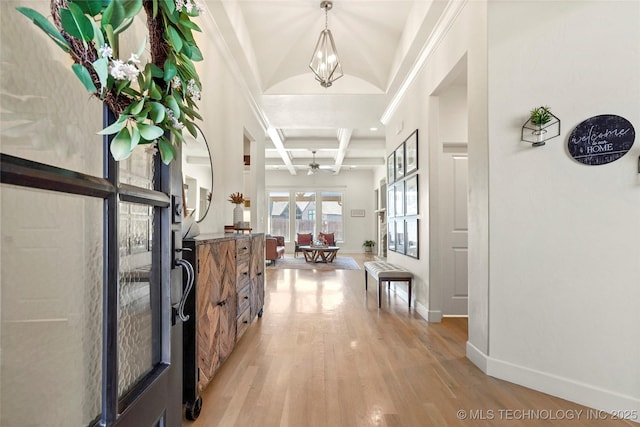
[
  {"x1": 268, "y1": 191, "x2": 290, "y2": 238},
  {"x1": 295, "y1": 192, "x2": 316, "y2": 235},
  {"x1": 321, "y1": 191, "x2": 343, "y2": 241}
]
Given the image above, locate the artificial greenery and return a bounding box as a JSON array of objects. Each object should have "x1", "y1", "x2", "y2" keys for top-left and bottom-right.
[
  {"x1": 529, "y1": 106, "x2": 552, "y2": 127},
  {"x1": 363, "y1": 240, "x2": 375, "y2": 248},
  {"x1": 17, "y1": 0, "x2": 204, "y2": 164}
]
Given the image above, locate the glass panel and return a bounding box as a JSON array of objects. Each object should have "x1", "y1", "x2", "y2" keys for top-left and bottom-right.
[
  {"x1": 295, "y1": 192, "x2": 316, "y2": 235},
  {"x1": 118, "y1": 201, "x2": 157, "y2": 397},
  {"x1": 0, "y1": 1, "x2": 103, "y2": 176},
  {"x1": 0, "y1": 184, "x2": 102, "y2": 426},
  {"x1": 321, "y1": 191, "x2": 343, "y2": 241},
  {"x1": 268, "y1": 191, "x2": 290, "y2": 240}
]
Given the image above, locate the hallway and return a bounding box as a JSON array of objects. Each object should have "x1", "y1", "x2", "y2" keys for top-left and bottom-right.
[{"x1": 185, "y1": 254, "x2": 633, "y2": 427}]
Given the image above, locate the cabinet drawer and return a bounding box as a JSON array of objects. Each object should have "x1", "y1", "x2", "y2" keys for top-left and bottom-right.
[
  {"x1": 237, "y1": 284, "x2": 251, "y2": 313},
  {"x1": 236, "y1": 306, "x2": 251, "y2": 341},
  {"x1": 236, "y1": 259, "x2": 250, "y2": 290},
  {"x1": 236, "y1": 238, "x2": 251, "y2": 258}
]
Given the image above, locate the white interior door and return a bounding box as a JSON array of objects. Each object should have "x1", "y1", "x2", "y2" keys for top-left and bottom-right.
[{"x1": 440, "y1": 147, "x2": 468, "y2": 315}]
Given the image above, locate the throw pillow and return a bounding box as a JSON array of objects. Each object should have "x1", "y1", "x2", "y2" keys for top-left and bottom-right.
[
  {"x1": 297, "y1": 233, "x2": 312, "y2": 245},
  {"x1": 319, "y1": 232, "x2": 335, "y2": 246}
]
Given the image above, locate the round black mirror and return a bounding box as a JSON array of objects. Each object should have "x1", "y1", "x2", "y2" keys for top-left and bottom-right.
[{"x1": 182, "y1": 125, "x2": 213, "y2": 223}]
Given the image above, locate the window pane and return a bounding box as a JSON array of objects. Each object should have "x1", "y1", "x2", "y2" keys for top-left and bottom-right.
[
  {"x1": 118, "y1": 200, "x2": 158, "y2": 398},
  {"x1": 268, "y1": 192, "x2": 290, "y2": 239},
  {"x1": 295, "y1": 192, "x2": 316, "y2": 235},
  {"x1": 1, "y1": 185, "x2": 103, "y2": 426},
  {"x1": 321, "y1": 192, "x2": 343, "y2": 241},
  {"x1": 0, "y1": 1, "x2": 103, "y2": 176}
]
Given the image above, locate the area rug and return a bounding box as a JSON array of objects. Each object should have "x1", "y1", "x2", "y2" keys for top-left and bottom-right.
[{"x1": 268, "y1": 256, "x2": 361, "y2": 271}]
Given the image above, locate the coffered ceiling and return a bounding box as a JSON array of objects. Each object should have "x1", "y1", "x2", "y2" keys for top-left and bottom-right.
[{"x1": 201, "y1": 0, "x2": 452, "y2": 174}]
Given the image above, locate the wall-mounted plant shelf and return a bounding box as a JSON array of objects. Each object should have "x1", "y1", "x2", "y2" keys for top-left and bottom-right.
[{"x1": 521, "y1": 113, "x2": 561, "y2": 146}]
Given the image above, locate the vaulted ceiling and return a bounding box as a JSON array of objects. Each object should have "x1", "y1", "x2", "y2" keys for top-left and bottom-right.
[{"x1": 202, "y1": 0, "x2": 452, "y2": 174}]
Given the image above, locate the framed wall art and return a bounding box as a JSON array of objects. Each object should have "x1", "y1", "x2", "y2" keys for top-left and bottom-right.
[
  {"x1": 405, "y1": 174, "x2": 418, "y2": 216},
  {"x1": 394, "y1": 181, "x2": 404, "y2": 217},
  {"x1": 395, "y1": 219, "x2": 405, "y2": 254},
  {"x1": 405, "y1": 218, "x2": 419, "y2": 258},
  {"x1": 387, "y1": 186, "x2": 395, "y2": 217},
  {"x1": 387, "y1": 152, "x2": 395, "y2": 184},
  {"x1": 387, "y1": 220, "x2": 396, "y2": 252},
  {"x1": 405, "y1": 129, "x2": 418, "y2": 175},
  {"x1": 395, "y1": 143, "x2": 405, "y2": 180}
]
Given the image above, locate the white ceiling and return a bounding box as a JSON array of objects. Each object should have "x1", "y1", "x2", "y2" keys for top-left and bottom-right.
[{"x1": 202, "y1": 0, "x2": 451, "y2": 174}]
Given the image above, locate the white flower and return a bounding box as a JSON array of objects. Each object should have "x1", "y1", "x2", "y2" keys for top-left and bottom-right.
[
  {"x1": 128, "y1": 53, "x2": 141, "y2": 64},
  {"x1": 171, "y1": 76, "x2": 182, "y2": 90},
  {"x1": 122, "y1": 63, "x2": 140, "y2": 82},
  {"x1": 175, "y1": 0, "x2": 185, "y2": 11},
  {"x1": 99, "y1": 44, "x2": 113, "y2": 59},
  {"x1": 187, "y1": 79, "x2": 201, "y2": 101},
  {"x1": 195, "y1": 0, "x2": 205, "y2": 13},
  {"x1": 166, "y1": 108, "x2": 185, "y2": 130},
  {"x1": 109, "y1": 59, "x2": 126, "y2": 80}
]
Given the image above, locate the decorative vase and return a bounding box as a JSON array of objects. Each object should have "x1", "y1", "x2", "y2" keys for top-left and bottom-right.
[{"x1": 233, "y1": 203, "x2": 243, "y2": 227}]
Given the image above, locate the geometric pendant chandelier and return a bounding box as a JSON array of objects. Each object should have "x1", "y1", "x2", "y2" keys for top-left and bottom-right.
[{"x1": 309, "y1": 1, "x2": 343, "y2": 88}]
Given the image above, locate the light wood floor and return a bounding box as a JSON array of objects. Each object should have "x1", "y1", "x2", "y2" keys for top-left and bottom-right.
[{"x1": 185, "y1": 254, "x2": 634, "y2": 427}]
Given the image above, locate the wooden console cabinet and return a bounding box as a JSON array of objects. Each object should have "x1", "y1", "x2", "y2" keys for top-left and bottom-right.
[{"x1": 182, "y1": 233, "x2": 265, "y2": 419}]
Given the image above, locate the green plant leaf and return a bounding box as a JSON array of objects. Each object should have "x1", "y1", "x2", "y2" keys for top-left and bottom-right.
[
  {"x1": 130, "y1": 125, "x2": 141, "y2": 149},
  {"x1": 148, "y1": 102, "x2": 166, "y2": 123},
  {"x1": 166, "y1": 26, "x2": 183, "y2": 52},
  {"x1": 102, "y1": 0, "x2": 126, "y2": 34},
  {"x1": 60, "y1": 3, "x2": 94, "y2": 43},
  {"x1": 157, "y1": 137, "x2": 175, "y2": 165},
  {"x1": 114, "y1": 17, "x2": 135, "y2": 35},
  {"x1": 189, "y1": 45, "x2": 203, "y2": 61},
  {"x1": 103, "y1": 24, "x2": 117, "y2": 56},
  {"x1": 149, "y1": 81, "x2": 162, "y2": 100},
  {"x1": 89, "y1": 18, "x2": 105, "y2": 49},
  {"x1": 110, "y1": 127, "x2": 133, "y2": 161},
  {"x1": 184, "y1": 121, "x2": 197, "y2": 138},
  {"x1": 71, "y1": 64, "x2": 97, "y2": 92},
  {"x1": 163, "y1": 59, "x2": 177, "y2": 82},
  {"x1": 74, "y1": 0, "x2": 103, "y2": 16},
  {"x1": 179, "y1": 19, "x2": 201, "y2": 33},
  {"x1": 149, "y1": 64, "x2": 164, "y2": 78},
  {"x1": 92, "y1": 57, "x2": 108, "y2": 91},
  {"x1": 16, "y1": 7, "x2": 70, "y2": 52},
  {"x1": 138, "y1": 123, "x2": 165, "y2": 140},
  {"x1": 129, "y1": 97, "x2": 146, "y2": 115},
  {"x1": 97, "y1": 117, "x2": 127, "y2": 135},
  {"x1": 122, "y1": 0, "x2": 143, "y2": 18},
  {"x1": 165, "y1": 95, "x2": 180, "y2": 116},
  {"x1": 152, "y1": 0, "x2": 158, "y2": 18}
]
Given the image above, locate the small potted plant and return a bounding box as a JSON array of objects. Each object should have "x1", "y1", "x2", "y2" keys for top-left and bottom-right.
[
  {"x1": 529, "y1": 106, "x2": 552, "y2": 145},
  {"x1": 363, "y1": 240, "x2": 376, "y2": 253}
]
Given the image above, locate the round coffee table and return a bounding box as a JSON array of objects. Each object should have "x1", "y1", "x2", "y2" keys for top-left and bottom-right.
[{"x1": 299, "y1": 245, "x2": 340, "y2": 263}]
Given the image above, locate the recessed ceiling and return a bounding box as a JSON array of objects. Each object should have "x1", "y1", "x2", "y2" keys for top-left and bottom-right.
[{"x1": 201, "y1": 0, "x2": 449, "y2": 174}]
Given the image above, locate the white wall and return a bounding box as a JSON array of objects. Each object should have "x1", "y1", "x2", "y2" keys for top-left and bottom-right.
[
  {"x1": 265, "y1": 169, "x2": 377, "y2": 254},
  {"x1": 384, "y1": 1, "x2": 489, "y2": 329},
  {"x1": 486, "y1": 0, "x2": 640, "y2": 418},
  {"x1": 192, "y1": 19, "x2": 267, "y2": 234}
]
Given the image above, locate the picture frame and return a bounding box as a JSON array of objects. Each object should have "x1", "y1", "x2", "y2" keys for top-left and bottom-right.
[
  {"x1": 387, "y1": 220, "x2": 396, "y2": 252},
  {"x1": 405, "y1": 129, "x2": 418, "y2": 175},
  {"x1": 405, "y1": 218, "x2": 419, "y2": 259},
  {"x1": 395, "y1": 143, "x2": 405, "y2": 180},
  {"x1": 387, "y1": 186, "x2": 395, "y2": 218},
  {"x1": 387, "y1": 152, "x2": 395, "y2": 184},
  {"x1": 395, "y1": 219, "x2": 405, "y2": 254},
  {"x1": 405, "y1": 174, "x2": 419, "y2": 216},
  {"x1": 395, "y1": 180, "x2": 404, "y2": 217}
]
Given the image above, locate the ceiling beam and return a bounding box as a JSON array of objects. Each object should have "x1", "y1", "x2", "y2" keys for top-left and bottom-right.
[
  {"x1": 267, "y1": 128, "x2": 297, "y2": 175},
  {"x1": 333, "y1": 128, "x2": 352, "y2": 174}
]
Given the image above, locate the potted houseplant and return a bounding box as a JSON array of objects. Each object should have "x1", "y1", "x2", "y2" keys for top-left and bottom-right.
[
  {"x1": 363, "y1": 240, "x2": 376, "y2": 253},
  {"x1": 529, "y1": 106, "x2": 552, "y2": 145}
]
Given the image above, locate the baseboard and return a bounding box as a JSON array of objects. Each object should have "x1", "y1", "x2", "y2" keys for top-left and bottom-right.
[
  {"x1": 467, "y1": 346, "x2": 640, "y2": 423},
  {"x1": 466, "y1": 340, "x2": 488, "y2": 373}
]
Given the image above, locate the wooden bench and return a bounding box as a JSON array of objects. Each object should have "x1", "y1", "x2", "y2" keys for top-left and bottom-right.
[{"x1": 364, "y1": 261, "x2": 413, "y2": 308}]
